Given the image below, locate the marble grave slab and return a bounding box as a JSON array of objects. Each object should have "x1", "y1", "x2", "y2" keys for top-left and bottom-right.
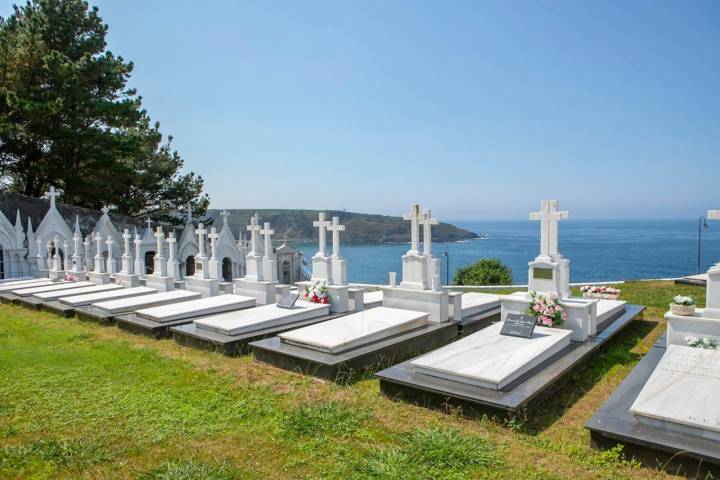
[
  {"x1": 12, "y1": 281, "x2": 94, "y2": 297},
  {"x1": 279, "y1": 307, "x2": 429, "y2": 354},
  {"x1": 136, "y1": 294, "x2": 256, "y2": 323},
  {"x1": 411, "y1": 322, "x2": 572, "y2": 390},
  {"x1": 630, "y1": 345, "x2": 720, "y2": 442},
  {"x1": 194, "y1": 302, "x2": 330, "y2": 336},
  {"x1": 91, "y1": 290, "x2": 201, "y2": 316},
  {"x1": 32, "y1": 283, "x2": 122, "y2": 302},
  {"x1": 59, "y1": 286, "x2": 156, "y2": 307}
]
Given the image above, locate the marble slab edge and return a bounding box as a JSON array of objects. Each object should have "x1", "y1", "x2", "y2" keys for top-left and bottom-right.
[
  {"x1": 251, "y1": 322, "x2": 458, "y2": 384},
  {"x1": 375, "y1": 304, "x2": 646, "y2": 417},
  {"x1": 170, "y1": 313, "x2": 342, "y2": 357},
  {"x1": 586, "y1": 338, "x2": 720, "y2": 475},
  {"x1": 41, "y1": 300, "x2": 76, "y2": 317},
  {"x1": 18, "y1": 297, "x2": 44, "y2": 310},
  {"x1": 0, "y1": 293, "x2": 19, "y2": 305},
  {"x1": 74, "y1": 307, "x2": 114, "y2": 325},
  {"x1": 116, "y1": 313, "x2": 201, "y2": 339}
]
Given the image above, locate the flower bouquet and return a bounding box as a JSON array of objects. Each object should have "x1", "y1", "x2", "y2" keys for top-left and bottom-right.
[
  {"x1": 685, "y1": 336, "x2": 718, "y2": 350},
  {"x1": 580, "y1": 285, "x2": 621, "y2": 300},
  {"x1": 525, "y1": 291, "x2": 567, "y2": 328},
  {"x1": 670, "y1": 295, "x2": 695, "y2": 316},
  {"x1": 304, "y1": 281, "x2": 330, "y2": 304}
]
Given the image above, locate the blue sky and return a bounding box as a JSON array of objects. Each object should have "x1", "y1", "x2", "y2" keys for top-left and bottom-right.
[{"x1": 7, "y1": 1, "x2": 720, "y2": 219}]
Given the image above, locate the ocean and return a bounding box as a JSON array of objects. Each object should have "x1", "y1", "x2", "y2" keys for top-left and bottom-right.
[{"x1": 295, "y1": 219, "x2": 720, "y2": 285}]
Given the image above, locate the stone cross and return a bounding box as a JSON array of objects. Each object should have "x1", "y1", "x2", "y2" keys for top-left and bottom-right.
[
  {"x1": 166, "y1": 232, "x2": 177, "y2": 261},
  {"x1": 122, "y1": 229, "x2": 132, "y2": 256},
  {"x1": 530, "y1": 200, "x2": 569, "y2": 258},
  {"x1": 403, "y1": 204, "x2": 422, "y2": 254},
  {"x1": 93, "y1": 234, "x2": 104, "y2": 273},
  {"x1": 221, "y1": 210, "x2": 230, "y2": 226},
  {"x1": 195, "y1": 223, "x2": 207, "y2": 257},
  {"x1": 101, "y1": 205, "x2": 110, "y2": 216},
  {"x1": 45, "y1": 186, "x2": 58, "y2": 209},
  {"x1": 146, "y1": 217, "x2": 152, "y2": 230},
  {"x1": 106, "y1": 236, "x2": 114, "y2": 260},
  {"x1": 84, "y1": 236, "x2": 92, "y2": 269},
  {"x1": 247, "y1": 214, "x2": 262, "y2": 255},
  {"x1": 421, "y1": 209, "x2": 439, "y2": 256},
  {"x1": 313, "y1": 212, "x2": 332, "y2": 256},
  {"x1": 154, "y1": 226, "x2": 165, "y2": 259},
  {"x1": 327, "y1": 216, "x2": 345, "y2": 257},
  {"x1": 260, "y1": 222, "x2": 274, "y2": 258},
  {"x1": 208, "y1": 227, "x2": 219, "y2": 260},
  {"x1": 63, "y1": 240, "x2": 70, "y2": 270},
  {"x1": 134, "y1": 233, "x2": 143, "y2": 259}
]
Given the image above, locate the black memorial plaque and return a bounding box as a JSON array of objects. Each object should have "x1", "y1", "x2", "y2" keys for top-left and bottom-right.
[
  {"x1": 500, "y1": 313, "x2": 536, "y2": 338},
  {"x1": 277, "y1": 293, "x2": 300, "y2": 309}
]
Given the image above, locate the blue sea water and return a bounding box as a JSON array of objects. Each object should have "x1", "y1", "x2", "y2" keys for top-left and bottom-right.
[{"x1": 296, "y1": 220, "x2": 720, "y2": 285}]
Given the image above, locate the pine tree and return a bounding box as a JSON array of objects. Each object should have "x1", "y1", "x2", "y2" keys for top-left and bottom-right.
[{"x1": 0, "y1": 0, "x2": 208, "y2": 223}]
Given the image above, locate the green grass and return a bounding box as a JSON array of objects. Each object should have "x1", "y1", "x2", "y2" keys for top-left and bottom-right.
[{"x1": 0, "y1": 280, "x2": 705, "y2": 479}]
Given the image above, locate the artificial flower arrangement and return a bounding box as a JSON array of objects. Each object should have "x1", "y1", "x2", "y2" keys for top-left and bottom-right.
[
  {"x1": 580, "y1": 285, "x2": 621, "y2": 300},
  {"x1": 685, "y1": 336, "x2": 718, "y2": 350},
  {"x1": 63, "y1": 274, "x2": 77, "y2": 282},
  {"x1": 670, "y1": 295, "x2": 695, "y2": 316},
  {"x1": 304, "y1": 281, "x2": 330, "y2": 304},
  {"x1": 525, "y1": 291, "x2": 567, "y2": 328}
]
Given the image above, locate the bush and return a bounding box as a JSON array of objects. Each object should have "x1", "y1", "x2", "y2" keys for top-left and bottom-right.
[{"x1": 453, "y1": 259, "x2": 512, "y2": 286}]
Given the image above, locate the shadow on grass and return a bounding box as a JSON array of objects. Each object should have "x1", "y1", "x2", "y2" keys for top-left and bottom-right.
[{"x1": 516, "y1": 318, "x2": 658, "y2": 435}]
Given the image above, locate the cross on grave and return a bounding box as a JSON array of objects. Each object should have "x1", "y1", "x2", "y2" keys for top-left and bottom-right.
[
  {"x1": 260, "y1": 222, "x2": 274, "y2": 258},
  {"x1": 101, "y1": 205, "x2": 110, "y2": 217},
  {"x1": 195, "y1": 223, "x2": 207, "y2": 257},
  {"x1": 186, "y1": 202, "x2": 193, "y2": 223},
  {"x1": 106, "y1": 236, "x2": 114, "y2": 258},
  {"x1": 166, "y1": 232, "x2": 177, "y2": 261},
  {"x1": 327, "y1": 216, "x2": 345, "y2": 257},
  {"x1": 146, "y1": 218, "x2": 152, "y2": 230},
  {"x1": 134, "y1": 233, "x2": 143, "y2": 258},
  {"x1": 530, "y1": 200, "x2": 569, "y2": 258},
  {"x1": 208, "y1": 227, "x2": 219, "y2": 260},
  {"x1": 247, "y1": 214, "x2": 262, "y2": 255},
  {"x1": 45, "y1": 186, "x2": 58, "y2": 209},
  {"x1": 122, "y1": 229, "x2": 132, "y2": 256},
  {"x1": 421, "y1": 209, "x2": 439, "y2": 256},
  {"x1": 154, "y1": 227, "x2": 165, "y2": 259},
  {"x1": 403, "y1": 204, "x2": 422, "y2": 254},
  {"x1": 220, "y1": 210, "x2": 230, "y2": 226},
  {"x1": 313, "y1": 212, "x2": 331, "y2": 256}
]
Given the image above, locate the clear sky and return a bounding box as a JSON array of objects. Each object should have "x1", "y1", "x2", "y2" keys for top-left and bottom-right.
[{"x1": 7, "y1": 1, "x2": 720, "y2": 219}]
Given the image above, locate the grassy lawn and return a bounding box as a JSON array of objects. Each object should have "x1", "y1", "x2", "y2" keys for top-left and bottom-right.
[{"x1": 0, "y1": 281, "x2": 707, "y2": 479}]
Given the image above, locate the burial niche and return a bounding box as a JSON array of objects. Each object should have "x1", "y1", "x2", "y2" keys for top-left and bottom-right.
[
  {"x1": 185, "y1": 255, "x2": 195, "y2": 276},
  {"x1": 222, "y1": 257, "x2": 232, "y2": 282}
]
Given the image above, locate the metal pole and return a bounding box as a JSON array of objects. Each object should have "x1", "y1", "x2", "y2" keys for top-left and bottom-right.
[
  {"x1": 444, "y1": 245, "x2": 450, "y2": 285},
  {"x1": 698, "y1": 217, "x2": 708, "y2": 274}
]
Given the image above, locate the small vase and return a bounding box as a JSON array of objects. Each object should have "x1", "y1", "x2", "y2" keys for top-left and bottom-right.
[{"x1": 670, "y1": 303, "x2": 695, "y2": 316}]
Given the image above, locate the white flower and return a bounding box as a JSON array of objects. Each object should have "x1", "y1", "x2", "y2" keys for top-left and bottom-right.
[{"x1": 674, "y1": 295, "x2": 694, "y2": 306}]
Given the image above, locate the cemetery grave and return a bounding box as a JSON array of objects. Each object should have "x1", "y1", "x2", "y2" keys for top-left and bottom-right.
[
  {"x1": 376, "y1": 201, "x2": 645, "y2": 416},
  {"x1": 75, "y1": 289, "x2": 201, "y2": 324},
  {"x1": 43, "y1": 286, "x2": 158, "y2": 317}
]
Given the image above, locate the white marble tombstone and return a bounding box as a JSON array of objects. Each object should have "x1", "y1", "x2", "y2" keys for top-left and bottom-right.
[
  {"x1": 83, "y1": 236, "x2": 92, "y2": 272},
  {"x1": 68, "y1": 230, "x2": 85, "y2": 277},
  {"x1": 233, "y1": 216, "x2": 283, "y2": 304},
  {"x1": 528, "y1": 200, "x2": 570, "y2": 298},
  {"x1": 382, "y1": 203, "x2": 450, "y2": 322},
  {"x1": 399, "y1": 204, "x2": 429, "y2": 290},
  {"x1": 311, "y1": 213, "x2": 332, "y2": 282},
  {"x1": 116, "y1": 228, "x2": 140, "y2": 287},
  {"x1": 166, "y1": 232, "x2": 181, "y2": 280},
  {"x1": 184, "y1": 223, "x2": 219, "y2": 298},
  {"x1": 421, "y1": 209, "x2": 440, "y2": 289},
  {"x1": 88, "y1": 233, "x2": 111, "y2": 284},
  {"x1": 133, "y1": 232, "x2": 145, "y2": 279},
  {"x1": 105, "y1": 236, "x2": 117, "y2": 275},
  {"x1": 145, "y1": 226, "x2": 174, "y2": 292},
  {"x1": 62, "y1": 240, "x2": 71, "y2": 272},
  {"x1": 48, "y1": 235, "x2": 65, "y2": 281},
  {"x1": 208, "y1": 227, "x2": 221, "y2": 280}
]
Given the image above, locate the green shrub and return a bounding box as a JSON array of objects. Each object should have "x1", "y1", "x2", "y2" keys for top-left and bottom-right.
[{"x1": 453, "y1": 258, "x2": 513, "y2": 286}]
